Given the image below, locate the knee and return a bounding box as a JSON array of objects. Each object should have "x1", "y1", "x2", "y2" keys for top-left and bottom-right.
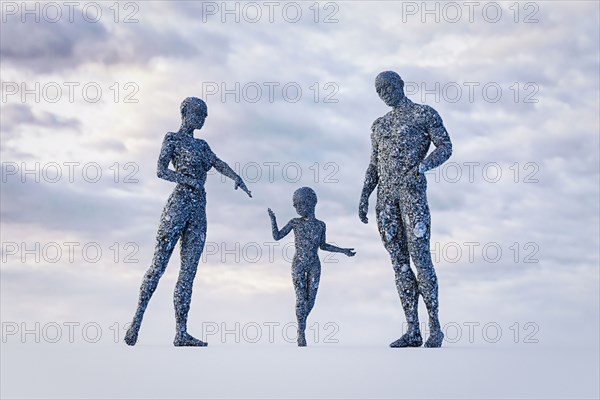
[
  {"x1": 181, "y1": 251, "x2": 202, "y2": 270},
  {"x1": 393, "y1": 262, "x2": 410, "y2": 274},
  {"x1": 382, "y1": 239, "x2": 408, "y2": 263},
  {"x1": 144, "y1": 265, "x2": 165, "y2": 281},
  {"x1": 416, "y1": 267, "x2": 438, "y2": 291},
  {"x1": 394, "y1": 264, "x2": 418, "y2": 292},
  {"x1": 394, "y1": 268, "x2": 418, "y2": 295},
  {"x1": 412, "y1": 252, "x2": 435, "y2": 274},
  {"x1": 296, "y1": 297, "x2": 307, "y2": 310},
  {"x1": 175, "y1": 269, "x2": 196, "y2": 287}
]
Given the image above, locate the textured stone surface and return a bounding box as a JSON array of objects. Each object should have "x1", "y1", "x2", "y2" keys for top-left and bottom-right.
[
  {"x1": 125, "y1": 97, "x2": 251, "y2": 347},
  {"x1": 269, "y1": 187, "x2": 355, "y2": 346},
  {"x1": 359, "y1": 71, "x2": 452, "y2": 348}
]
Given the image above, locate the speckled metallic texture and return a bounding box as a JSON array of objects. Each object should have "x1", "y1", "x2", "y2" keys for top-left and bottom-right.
[
  {"x1": 125, "y1": 97, "x2": 251, "y2": 347},
  {"x1": 359, "y1": 71, "x2": 452, "y2": 348},
  {"x1": 268, "y1": 187, "x2": 355, "y2": 346}
]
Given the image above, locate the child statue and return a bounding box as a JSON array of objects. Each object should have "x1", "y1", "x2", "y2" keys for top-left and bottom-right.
[{"x1": 268, "y1": 187, "x2": 355, "y2": 346}]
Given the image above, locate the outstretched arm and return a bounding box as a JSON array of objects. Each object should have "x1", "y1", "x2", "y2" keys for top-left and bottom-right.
[
  {"x1": 204, "y1": 141, "x2": 252, "y2": 197},
  {"x1": 319, "y1": 223, "x2": 355, "y2": 256},
  {"x1": 419, "y1": 106, "x2": 452, "y2": 173},
  {"x1": 320, "y1": 243, "x2": 356, "y2": 256},
  {"x1": 157, "y1": 132, "x2": 200, "y2": 190},
  {"x1": 268, "y1": 209, "x2": 293, "y2": 241},
  {"x1": 359, "y1": 124, "x2": 380, "y2": 224}
]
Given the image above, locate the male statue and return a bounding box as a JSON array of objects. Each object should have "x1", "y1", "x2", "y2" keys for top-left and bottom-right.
[
  {"x1": 125, "y1": 97, "x2": 252, "y2": 347},
  {"x1": 359, "y1": 71, "x2": 452, "y2": 348}
]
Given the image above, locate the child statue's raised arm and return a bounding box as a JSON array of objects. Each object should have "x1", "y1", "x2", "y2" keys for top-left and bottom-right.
[{"x1": 268, "y1": 208, "x2": 293, "y2": 241}]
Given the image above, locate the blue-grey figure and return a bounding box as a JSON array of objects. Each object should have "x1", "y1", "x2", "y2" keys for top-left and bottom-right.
[
  {"x1": 125, "y1": 97, "x2": 252, "y2": 347},
  {"x1": 359, "y1": 71, "x2": 452, "y2": 348},
  {"x1": 268, "y1": 187, "x2": 355, "y2": 346}
]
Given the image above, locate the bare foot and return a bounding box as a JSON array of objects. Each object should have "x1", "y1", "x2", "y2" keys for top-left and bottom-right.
[
  {"x1": 297, "y1": 331, "x2": 307, "y2": 347},
  {"x1": 389, "y1": 332, "x2": 423, "y2": 348},
  {"x1": 124, "y1": 324, "x2": 139, "y2": 346},
  {"x1": 174, "y1": 332, "x2": 208, "y2": 347},
  {"x1": 424, "y1": 330, "x2": 444, "y2": 348}
]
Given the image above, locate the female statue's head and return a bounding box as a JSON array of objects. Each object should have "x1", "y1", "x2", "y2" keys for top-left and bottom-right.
[{"x1": 180, "y1": 97, "x2": 208, "y2": 131}]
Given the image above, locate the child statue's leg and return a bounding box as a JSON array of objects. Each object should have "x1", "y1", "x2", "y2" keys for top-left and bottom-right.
[
  {"x1": 305, "y1": 264, "x2": 321, "y2": 320},
  {"x1": 295, "y1": 264, "x2": 322, "y2": 347},
  {"x1": 292, "y1": 266, "x2": 308, "y2": 346}
]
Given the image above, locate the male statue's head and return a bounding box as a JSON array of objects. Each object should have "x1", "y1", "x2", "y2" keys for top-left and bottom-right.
[
  {"x1": 293, "y1": 187, "x2": 318, "y2": 218},
  {"x1": 375, "y1": 71, "x2": 405, "y2": 107},
  {"x1": 180, "y1": 97, "x2": 208, "y2": 131}
]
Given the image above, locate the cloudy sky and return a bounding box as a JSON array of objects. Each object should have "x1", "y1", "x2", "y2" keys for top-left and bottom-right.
[{"x1": 1, "y1": 1, "x2": 599, "y2": 398}]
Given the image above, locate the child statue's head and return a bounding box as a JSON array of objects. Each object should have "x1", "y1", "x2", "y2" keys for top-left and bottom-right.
[{"x1": 293, "y1": 187, "x2": 317, "y2": 218}]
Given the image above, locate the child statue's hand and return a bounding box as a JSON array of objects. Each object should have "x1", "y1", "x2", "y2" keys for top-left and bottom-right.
[
  {"x1": 267, "y1": 208, "x2": 276, "y2": 220},
  {"x1": 344, "y1": 248, "x2": 356, "y2": 257}
]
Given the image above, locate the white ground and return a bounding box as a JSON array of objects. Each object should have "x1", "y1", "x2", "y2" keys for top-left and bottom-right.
[{"x1": 2, "y1": 343, "x2": 598, "y2": 399}]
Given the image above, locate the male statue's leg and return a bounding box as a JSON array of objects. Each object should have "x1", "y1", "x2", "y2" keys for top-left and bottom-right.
[
  {"x1": 376, "y1": 200, "x2": 422, "y2": 347},
  {"x1": 173, "y1": 207, "x2": 207, "y2": 347},
  {"x1": 402, "y1": 191, "x2": 444, "y2": 348},
  {"x1": 125, "y1": 194, "x2": 188, "y2": 346}
]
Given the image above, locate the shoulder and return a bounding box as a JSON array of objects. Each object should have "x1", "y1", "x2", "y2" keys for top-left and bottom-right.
[
  {"x1": 195, "y1": 138, "x2": 210, "y2": 148},
  {"x1": 318, "y1": 220, "x2": 326, "y2": 232},
  {"x1": 371, "y1": 110, "x2": 396, "y2": 133},
  {"x1": 370, "y1": 116, "x2": 387, "y2": 141},
  {"x1": 414, "y1": 103, "x2": 443, "y2": 122},
  {"x1": 160, "y1": 132, "x2": 180, "y2": 151},
  {"x1": 417, "y1": 103, "x2": 439, "y2": 115},
  {"x1": 371, "y1": 117, "x2": 384, "y2": 131},
  {"x1": 311, "y1": 219, "x2": 326, "y2": 232},
  {"x1": 163, "y1": 131, "x2": 178, "y2": 142},
  {"x1": 195, "y1": 138, "x2": 215, "y2": 154}
]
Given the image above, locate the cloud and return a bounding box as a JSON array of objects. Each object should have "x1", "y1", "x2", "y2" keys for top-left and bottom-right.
[
  {"x1": 0, "y1": 172, "x2": 159, "y2": 238},
  {"x1": 0, "y1": 4, "x2": 211, "y2": 73},
  {"x1": 1, "y1": 104, "x2": 81, "y2": 134},
  {"x1": 0, "y1": 1, "x2": 598, "y2": 370}
]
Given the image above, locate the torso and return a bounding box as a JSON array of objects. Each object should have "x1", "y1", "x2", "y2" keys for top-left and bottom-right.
[
  {"x1": 372, "y1": 100, "x2": 433, "y2": 189},
  {"x1": 291, "y1": 217, "x2": 325, "y2": 268},
  {"x1": 168, "y1": 133, "x2": 213, "y2": 188}
]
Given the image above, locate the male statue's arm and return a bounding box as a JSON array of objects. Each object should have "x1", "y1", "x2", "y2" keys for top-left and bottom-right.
[
  {"x1": 419, "y1": 107, "x2": 453, "y2": 173},
  {"x1": 157, "y1": 132, "x2": 200, "y2": 190},
  {"x1": 359, "y1": 128, "x2": 379, "y2": 224},
  {"x1": 267, "y1": 209, "x2": 293, "y2": 241}
]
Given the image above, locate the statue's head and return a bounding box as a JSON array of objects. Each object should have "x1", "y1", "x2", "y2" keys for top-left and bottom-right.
[
  {"x1": 293, "y1": 187, "x2": 317, "y2": 218},
  {"x1": 375, "y1": 71, "x2": 405, "y2": 107},
  {"x1": 180, "y1": 97, "x2": 208, "y2": 130}
]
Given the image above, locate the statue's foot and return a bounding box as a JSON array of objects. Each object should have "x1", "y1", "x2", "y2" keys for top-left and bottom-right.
[
  {"x1": 390, "y1": 332, "x2": 423, "y2": 348},
  {"x1": 424, "y1": 330, "x2": 444, "y2": 348},
  {"x1": 297, "y1": 331, "x2": 307, "y2": 347},
  {"x1": 124, "y1": 325, "x2": 139, "y2": 346},
  {"x1": 174, "y1": 332, "x2": 208, "y2": 347}
]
